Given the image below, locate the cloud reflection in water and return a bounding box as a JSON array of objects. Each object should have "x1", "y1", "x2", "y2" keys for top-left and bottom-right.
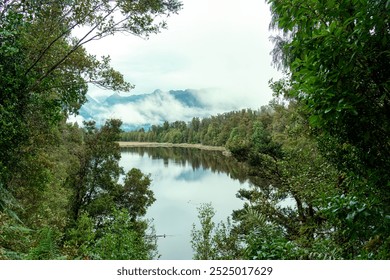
[{"x1": 120, "y1": 147, "x2": 250, "y2": 260}]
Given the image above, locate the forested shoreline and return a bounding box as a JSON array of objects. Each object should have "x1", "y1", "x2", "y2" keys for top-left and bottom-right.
[
  {"x1": 123, "y1": 93, "x2": 390, "y2": 259},
  {"x1": 0, "y1": 0, "x2": 182, "y2": 259},
  {"x1": 123, "y1": 0, "x2": 390, "y2": 259},
  {"x1": 122, "y1": 101, "x2": 347, "y2": 259},
  {"x1": 118, "y1": 141, "x2": 227, "y2": 152},
  {"x1": 1, "y1": 0, "x2": 389, "y2": 260}
]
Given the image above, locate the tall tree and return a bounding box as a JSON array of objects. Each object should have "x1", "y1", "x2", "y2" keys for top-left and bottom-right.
[
  {"x1": 1, "y1": 0, "x2": 182, "y2": 189},
  {"x1": 1, "y1": 0, "x2": 182, "y2": 259},
  {"x1": 70, "y1": 119, "x2": 123, "y2": 222},
  {"x1": 117, "y1": 168, "x2": 155, "y2": 221},
  {"x1": 268, "y1": 0, "x2": 390, "y2": 257},
  {"x1": 191, "y1": 203, "x2": 217, "y2": 260}
]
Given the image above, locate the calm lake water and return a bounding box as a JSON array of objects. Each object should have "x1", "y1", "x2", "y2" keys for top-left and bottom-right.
[{"x1": 120, "y1": 147, "x2": 250, "y2": 260}]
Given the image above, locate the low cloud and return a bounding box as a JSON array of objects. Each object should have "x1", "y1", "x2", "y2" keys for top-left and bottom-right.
[
  {"x1": 70, "y1": 89, "x2": 248, "y2": 129},
  {"x1": 80, "y1": 0, "x2": 282, "y2": 110},
  {"x1": 111, "y1": 91, "x2": 209, "y2": 125}
]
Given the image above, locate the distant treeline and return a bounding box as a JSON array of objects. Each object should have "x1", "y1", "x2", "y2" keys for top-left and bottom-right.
[
  {"x1": 124, "y1": 97, "x2": 390, "y2": 260},
  {"x1": 120, "y1": 107, "x2": 275, "y2": 149},
  {"x1": 2, "y1": 0, "x2": 389, "y2": 261}
]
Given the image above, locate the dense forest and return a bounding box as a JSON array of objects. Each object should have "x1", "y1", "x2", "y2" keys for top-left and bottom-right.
[
  {"x1": 0, "y1": 0, "x2": 182, "y2": 259},
  {"x1": 121, "y1": 108, "x2": 271, "y2": 147},
  {"x1": 124, "y1": 0, "x2": 390, "y2": 260},
  {"x1": 1, "y1": 0, "x2": 389, "y2": 260}
]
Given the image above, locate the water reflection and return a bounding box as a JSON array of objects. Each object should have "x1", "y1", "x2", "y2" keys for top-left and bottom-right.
[
  {"x1": 122, "y1": 147, "x2": 250, "y2": 183},
  {"x1": 120, "y1": 147, "x2": 250, "y2": 260}
]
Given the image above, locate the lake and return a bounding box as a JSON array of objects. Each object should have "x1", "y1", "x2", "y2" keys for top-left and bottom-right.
[{"x1": 120, "y1": 147, "x2": 250, "y2": 260}]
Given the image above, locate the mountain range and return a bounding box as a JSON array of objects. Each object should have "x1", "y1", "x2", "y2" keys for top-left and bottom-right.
[{"x1": 77, "y1": 89, "x2": 223, "y2": 131}]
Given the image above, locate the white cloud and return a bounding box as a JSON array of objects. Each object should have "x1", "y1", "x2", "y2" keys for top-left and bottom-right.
[
  {"x1": 72, "y1": 89, "x2": 247, "y2": 128},
  {"x1": 81, "y1": 0, "x2": 282, "y2": 109},
  {"x1": 109, "y1": 91, "x2": 221, "y2": 125}
]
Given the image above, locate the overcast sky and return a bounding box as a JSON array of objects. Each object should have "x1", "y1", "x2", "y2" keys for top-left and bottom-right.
[{"x1": 81, "y1": 0, "x2": 282, "y2": 109}]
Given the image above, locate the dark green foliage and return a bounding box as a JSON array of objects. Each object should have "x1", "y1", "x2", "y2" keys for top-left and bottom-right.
[
  {"x1": 118, "y1": 168, "x2": 155, "y2": 220},
  {"x1": 28, "y1": 227, "x2": 64, "y2": 260},
  {"x1": 191, "y1": 203, "x2": 242, "y2": 260},
  {"x1": 0, "y1": 183, "x2": 21, "y2": 223},
  {"x1": 2, "y1": 0, "x2": 388, "y2": 261},
  {"x1": 91, "y1": 208, "x2": 156, "y2": 260},
  {"x1": 212, "y1": 217, "x2": 243, "y2": 260},
  {"x1": 187, "y1": 100, "x2": 350, "y2": 260},
  {"x1": 191, "y1": 203, "x2": 217, "y2": 260},
  {"x1": 64, "y1": 120, "x2": 157, "y2": 259},
  {"x1": 63, "y1": 213, "x2": 96, "y2": 259},
  {"x1": 0, "y1": 8, "x2": 29, "y2": 183},
  {"x1": 268, "y1": 0, "x2": 390, "y2": 258},
  {"x1": 1, "y1": 0, "x2": 182, "y2": 185},
  {"x1": 0, "y1": 118, "x2": 158, "y2": 259},
  {"x1": 243, "y1": 212, "x2": 303, "y2": 260},
  {"x1": 69, "y1": 119, "x2": 124, "y2": 221},
  {"x1": 121, "y1": 108, "x2": 271, "y2": 147},
  {"x1": 1, "y1": 0, "x2": 181, "y2": 259},
  {"x1": 0, "y1": 213, "x2": 31, "y2": 260},
  {"x1": 64, "y1": 208, "x2": 158, "y2": 260}
]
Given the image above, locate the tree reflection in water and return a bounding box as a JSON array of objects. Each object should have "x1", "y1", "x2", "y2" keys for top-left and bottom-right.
[{"x1": 120, "y1": 147, "x2": 251, "y2": 260}]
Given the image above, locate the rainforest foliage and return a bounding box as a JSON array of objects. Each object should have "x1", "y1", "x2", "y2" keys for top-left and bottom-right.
[
  {"x1": 127, "y1": 0, "x2": 390, "y2": 259},
  {"x1": 0, "y1": 0, "x2": 181, "y2": 259},
  {"x1": 195, "y1": 0, "x2": 389, "y2": 258},
  {"x1": 121, "y1": 108, "x2": 271, "y2": 146},
  {"x1": 126, "y1": 96, "x2": 389, "y2": 259},
  {"x1": 1, "y1": 0, "x2": 389, "y2": 260}
]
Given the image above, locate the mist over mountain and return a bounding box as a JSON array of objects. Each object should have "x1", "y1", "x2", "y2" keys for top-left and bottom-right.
[{"x1": 72, "y1": 89, "x2": 241, "y2": 131}]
